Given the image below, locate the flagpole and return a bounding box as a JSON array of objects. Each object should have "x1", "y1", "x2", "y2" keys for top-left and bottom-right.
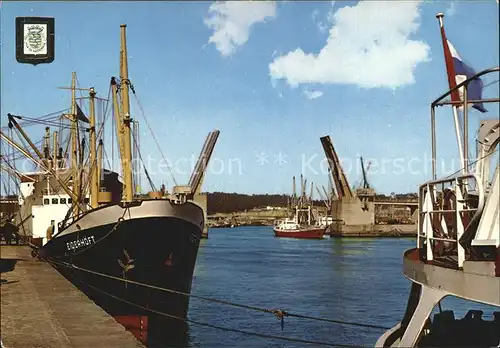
[{"x1": 436, "y1": 12, "x2": 466, "y2": 174}]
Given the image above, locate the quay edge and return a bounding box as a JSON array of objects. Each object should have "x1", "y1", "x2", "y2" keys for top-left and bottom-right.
[{"x1": 0, "y1": 246, "x2": 144, "y2": 348}]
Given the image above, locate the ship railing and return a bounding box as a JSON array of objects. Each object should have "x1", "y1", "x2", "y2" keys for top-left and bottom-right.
[
  {"x1": 418, "y1": 173, "x2": 485, "y2": 268},
  {"x1": 430, "y1": 67, "x2": 499, "y2": 181},
  {"x1": 431, "y1": 67, "x2": 499, "y2": 108},
  {"x1": 57, "y1": 205, "x2": 90, "y2": 230},
  {"x1": 58, "y1": 214, "x2": 76, "y2": 231}
]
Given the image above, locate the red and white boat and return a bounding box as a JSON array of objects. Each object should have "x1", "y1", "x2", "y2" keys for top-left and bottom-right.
[
  {"x1": 273, "y1": 219, "x2": 325, "y2": 239},
  {"x1": 273, "y1": 200, "x2": 326, "y2": 239},
  {"x1": 273, "y1": 175, "x2": 327, "y2": 239}
]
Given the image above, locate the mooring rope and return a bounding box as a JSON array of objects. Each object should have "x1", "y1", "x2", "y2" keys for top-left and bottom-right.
[
  {"x1": 47, "y1": 258, "x2": 390, "y2": 331},
  {"x1": 55, "y1": 275, "x2": 370, "y2": 348}
]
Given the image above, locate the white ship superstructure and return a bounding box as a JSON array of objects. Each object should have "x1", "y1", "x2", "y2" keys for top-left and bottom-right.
[{"x1": 375, "y1": 14, "x2": 499, "y2": 345}]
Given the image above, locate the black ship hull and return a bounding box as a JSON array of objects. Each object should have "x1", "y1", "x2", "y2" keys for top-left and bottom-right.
[{"x1": 38, "y1": 200, "x2": 204, "y2": 345}]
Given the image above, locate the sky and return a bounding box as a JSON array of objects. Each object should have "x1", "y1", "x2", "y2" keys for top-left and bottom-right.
[{"x1": 0, "y1": 0, "x2": 499, "y2": 195}]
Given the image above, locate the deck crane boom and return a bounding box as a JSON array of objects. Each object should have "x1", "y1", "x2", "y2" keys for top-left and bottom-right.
[
  {"x1": 292, "y1": 176, "x2": 297, "y2": 206},
  {"x1": 327, "y1": 169, "x2": 337, "y2": 200},
  {"x1": 303, "y1": 179, "x2": 307, "y2": 202},
  {"x1": 316, "y1": 185, "x2": 331, "y2": 211},
  {"x1": 322, "y1": 185, "x2": 330, "y2": 203},
  {"x1": 309, "y1": 181, "x2": 314, "y2": 203},
  {"x1": 300, "y1": 175, "x2": 305, "y2": 201}
]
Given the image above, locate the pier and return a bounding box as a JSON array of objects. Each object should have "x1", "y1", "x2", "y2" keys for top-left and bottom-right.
[
  {"x1": 0, "y1": 246, "x2": 144, "y2": 348},
  {"x1": 328, "y1": 223, "x2": 416, "y2": 237}
]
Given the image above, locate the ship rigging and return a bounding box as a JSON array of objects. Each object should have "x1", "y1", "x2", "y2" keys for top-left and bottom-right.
[{"x1": 0, "y1": 24, "x2": 220, "y2": 345}]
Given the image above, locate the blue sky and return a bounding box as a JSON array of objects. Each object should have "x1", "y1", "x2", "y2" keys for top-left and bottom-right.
[{"x1": 1, "y1": 1, "x2": 498, "y2": 195}]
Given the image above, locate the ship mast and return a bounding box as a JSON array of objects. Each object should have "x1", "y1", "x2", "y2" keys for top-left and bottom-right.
[
  {"x1": 52, "y1": 131, "x2": 58, "y2": 171},
  {"x1": 43, "y1": 126, "x2": 50, "y2": 167},
  {"x1": 97, "y1": 139, "x2": 103, "y2": 195},
  {"x1": 69, "y1": 72, "x2": 80, "y2": 216},
  {"x1": 0, "y1": 130, "x2": 85, "y2": 212},
  {"x1": 118, "y1": 24, "x2": 134, "y2": 202},
  {"x1": 89, "y1": 87, "x2": 98, "y2": 208}
]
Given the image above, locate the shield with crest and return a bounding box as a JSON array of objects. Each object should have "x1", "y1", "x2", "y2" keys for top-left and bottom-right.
[
  {"x1": 16, "y1": 17, "x2": 55, "y2": 65},
  {"x1": 24, "y1": 24, "x2": 47, "y2": 54}
]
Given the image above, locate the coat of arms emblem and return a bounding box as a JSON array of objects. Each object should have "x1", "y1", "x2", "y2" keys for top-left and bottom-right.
[
  {"x1": 24, "y1": 24, "x2": 46, "y2": 54},
  {"x1": 16, "y1": 17, "x2": 55, "y2": 65}
]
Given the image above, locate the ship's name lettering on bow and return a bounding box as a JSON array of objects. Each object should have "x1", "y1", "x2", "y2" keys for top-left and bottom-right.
[{"x1": 67, "y1": 236, "x2": 96, "y2": 251}]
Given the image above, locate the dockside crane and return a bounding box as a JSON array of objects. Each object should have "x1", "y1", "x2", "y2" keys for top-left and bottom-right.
[
  {"x1": 356, "y1": 156, "x2": 375, "y2": 210},
  {"x1": 173, "y1": 129, "x2": 220, "y2": 199},
  {"x1": 320, "y1": 135, "x2": 353, "y2": 200},
  {"x1": 172, "y1": 130, "x2": 219, "y2": 238},
  {"x1": 318, "y1": 136, "x2": 379, "y2": 227},
  {"x1": 360, "y1": 156, "x2": 371, "y2": 189}
]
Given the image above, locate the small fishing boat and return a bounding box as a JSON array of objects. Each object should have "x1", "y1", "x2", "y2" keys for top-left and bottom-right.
[
  {"x1": 273, "y1": 175, "x2": 325, "y2": 239},
  {"x1": 273, "y1": 219, "x2": 325, "y2": 239}
]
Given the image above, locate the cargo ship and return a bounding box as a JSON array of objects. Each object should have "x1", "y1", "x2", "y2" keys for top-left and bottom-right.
[{"x1": 0, "y1": 24, "x2": 219, "y2": 345}]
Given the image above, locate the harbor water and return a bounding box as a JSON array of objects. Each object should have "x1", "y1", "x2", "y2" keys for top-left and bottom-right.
[
  {"x1": 153, "y1": 226, "x2": 413, "y2": 347},
  {"x1": 151, "y1": 226, "x2": 497, "y2": 348}
]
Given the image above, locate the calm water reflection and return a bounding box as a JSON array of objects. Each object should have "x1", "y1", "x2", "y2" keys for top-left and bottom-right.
[
  {"x1": 154, "y1": 226, "x2": 494, "y2": 348},
  {"x1": 182, "y1": 227, "x2": 411, "y2": 348}
]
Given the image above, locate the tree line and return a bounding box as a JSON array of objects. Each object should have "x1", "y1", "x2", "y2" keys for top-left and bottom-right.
[
  {"x1": 207, "y1": 192, "x2": 289, "y2": 214},
  {"x1": 206, "y1": 191, "x2": 418, "y2": 214}
]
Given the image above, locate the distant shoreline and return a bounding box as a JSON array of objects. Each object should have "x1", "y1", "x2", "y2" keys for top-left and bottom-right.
[{"x1": 207, "y1": 221, "x2": 416, "y2": 238}]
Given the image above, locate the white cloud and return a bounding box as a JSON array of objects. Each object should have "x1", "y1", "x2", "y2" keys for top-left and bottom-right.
[
  {"x1": 269, "y1": 1, "x2": 430, "y2": 89},
  {"x1": 315, "y1": 1, "x2": 336, "y2": 33},
  {"x1": 445, "y1": 2, "x2": 457, "y2": 17},
  {"x1": 312, "y1": 9, "x2": 320, "y2": 22},
  {"x1": 303, "y1": 89, "x2": 324, "y2": 100},
  {"x1": 317, "y1": 22, "x2": 328, "y2": 34},
  {"x1": 204, "y1": 1, "x2": 277, "y2": 57}
]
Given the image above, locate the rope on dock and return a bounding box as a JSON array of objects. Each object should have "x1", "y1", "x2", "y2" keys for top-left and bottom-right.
[
  {"x1": 79, "y1": 280, "x2": 365, "y2": 348},
  {"x1": 47, "y1": 258, "x2": 391, "y2": 331}
]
